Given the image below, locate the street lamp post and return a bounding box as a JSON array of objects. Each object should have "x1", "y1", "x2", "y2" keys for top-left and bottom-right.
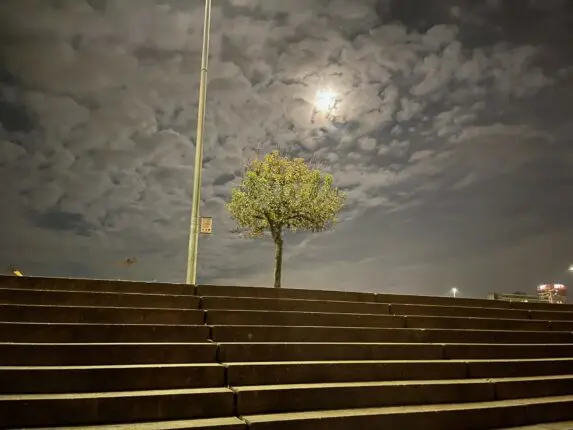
[{"x1": 186, "y1": 0, "x2": 212, "y2": 285}]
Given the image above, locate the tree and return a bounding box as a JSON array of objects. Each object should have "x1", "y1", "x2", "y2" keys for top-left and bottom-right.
[{"x1": 227, "y1": 150, "x2": 346, "y2": 288}]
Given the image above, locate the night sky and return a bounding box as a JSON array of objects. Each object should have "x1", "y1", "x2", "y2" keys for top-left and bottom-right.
[{"x1": 1, "y1": 0, "x2": 573, "y2": 297}]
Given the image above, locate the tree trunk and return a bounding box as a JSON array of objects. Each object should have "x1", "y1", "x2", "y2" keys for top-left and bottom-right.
[{"x1": 273, "y1": 233, "x2": 283, "y2": 288}]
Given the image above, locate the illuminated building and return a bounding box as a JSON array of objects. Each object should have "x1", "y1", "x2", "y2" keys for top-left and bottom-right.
[{"x1": 537, "y1": 284, "x2": 567, "y2": 304}]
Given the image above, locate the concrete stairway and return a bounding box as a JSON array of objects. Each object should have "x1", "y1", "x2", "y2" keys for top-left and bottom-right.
[{"x1": 1, "y1": 277, "x2": 573, "y2": 429}]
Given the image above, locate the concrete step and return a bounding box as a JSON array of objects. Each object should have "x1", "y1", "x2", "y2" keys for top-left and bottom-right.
[
  {"x1": 197, "y1": 284, "x2": 377, "y2": 303},
  {"x1": 198, "y1": 285, "x2": 515, "y2": 311},
  {"x1": 0, "y1": 275, "x2": 194, "y2": 295},
  {"x1": 496, "y1": 420, "x2": 573, "y2": 429},
  {"x1": 390, "y1": 303, "x2": 530, "y2": 320},
  {"x1": 210, "y1": 325, "x2": 573, "y2": 344},
  {"x1": 0, "y1": 388, "x2": 234, "y2": 428},
  {"x1": 530, "y1": 310, "x2": 573, "y2": 322},
  {"x1": 202, "y1": 297, "x2": 551, "y2": 321},
  {"x1": 405, "y1": 315, "x2": 551, "y2": 331},
  {"x1": 550, "y1": 321, "x2": 573, "y2": 331},
  {"x1": 234, "y1": 375, "x2": 573, "y2": 415},
  {"x1": 207, "y1": 310, "x2": 556, "y2": 331},
  {"x1": 0, "y1": 287, "x2": 200, "y2": 308},
  {"x1": 224, "y1": 358, "x2": 573, "y2": 386},
  {"x1": 197, "y1": 284, "x2": 573, "y2": 312},
  {"x1": 225, "y1": 360, "x2": 468, "y2": 386},
  {"x1": 33, "y1": 417, "x2": 247, "y2": 429},
  {"x1": 216, "y1": 342, "x2": 573, "y2": 362},
  {"x1": 467, "y1": 357, "x2": 573, "y2": 379},
  {"x1": 206, "y1": 310, "x2": 404, "y2": 328},
  {"x1": 0, "y1": 363, "x2": 226, "y2": 394},
  {"x1": 0, "y1": 304, "x2": 205, "y2": 325},
  {"x1": 508, "y1": 301, "x2": 573, "y2": 312},
  {"x1": 0, "y1": 342, "x2": 218, "y2": 365},
  {"x1": 241, "y1": 395, "x2": 573, "y2": 430},
  {"x1": 217, "y1": 342, "x2": 443, "y2": 362},
  {"x1": 444, "y1": 343, "x2": 573, "y2": 359},
  {"x1": 0, "y1": 322, "x2": 209, "y2": 343},
  {"x1": 201, "y1": 296, "x2": 391, "y2": 315}
]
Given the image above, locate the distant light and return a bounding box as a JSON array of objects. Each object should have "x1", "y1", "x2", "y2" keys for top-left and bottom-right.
[
  {"x1": 568, "y1": 265, "x2": 573, "y2": 272},
  {"x1": 314, "y1": 90, "x2": 337, "y2": 113},
  {"x1": 450, "y1": 287, "x2": 459, "y2": 298}
]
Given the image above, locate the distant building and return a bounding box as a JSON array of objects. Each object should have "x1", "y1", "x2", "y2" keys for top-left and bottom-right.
[
  {"x1": 487, "y1": 292, "x2": 545, "y2": 303},
  {"x1": 488, "y1": 284, "x2": 568, "y2": 304},
  {"x1": 537, "y1": 284, "x2": 567, "y2": 304}
]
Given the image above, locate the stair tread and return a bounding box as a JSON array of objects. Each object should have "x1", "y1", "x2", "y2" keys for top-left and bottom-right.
[
  {"x1": 233, "y1": 374, "x2": 573, "y2": 391},
  {"x1": 209, "y1": 309, "x2": 533, "y2": 320},
  {"x1": 215, "y1": 341, "x2": 573, "y2": 346},
  {"x1": 211, "y1": 324, "x2": 571, "y2": 333},
  {"x1": 0, "y1": 303, "x2": 201, "y2": 311},
  {"x1": 496, "y1": 420, "x2": 573, "y2": 429},
  {"x1": 31, "y1": 417, "x2": 246, "y2": 429},
  {"x1": 0, "y1": 287, "x2": 196, "y2": 298},
  {"x1": 0, "y1": 387, "x2": 232, "y2": 401},
  {"x1": 242, "y1": 395, "x2": 573, "y2": 423},
  {"x1": 0, "y1": 322, "x2": 203, "y2": 327},
  {"x1": 0, "y1": 342, "x2": 214, "y2": 346},
  {"x1": 202, "y1": 295, "x2": 381, "y2": 305},
  {"x1": 223, "y1": 357, "x2": 573, "y2": 365},
  {"x1": 0, "y1": 363, "x2": 223, "y2": 370}
]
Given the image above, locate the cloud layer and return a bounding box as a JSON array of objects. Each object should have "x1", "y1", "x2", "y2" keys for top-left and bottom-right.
[{"x1": 1, "y1": 0, "x2": 573, "y2": 296}]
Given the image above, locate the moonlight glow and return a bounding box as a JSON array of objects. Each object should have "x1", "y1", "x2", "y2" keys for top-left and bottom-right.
[{"x1": 314, "y1": 90, "x2": 337, "y2": 113}]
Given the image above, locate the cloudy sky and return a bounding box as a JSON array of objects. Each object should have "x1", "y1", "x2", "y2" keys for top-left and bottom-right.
[{"x1": 1, "y1": 0, "x2": 573, "y2": 297}]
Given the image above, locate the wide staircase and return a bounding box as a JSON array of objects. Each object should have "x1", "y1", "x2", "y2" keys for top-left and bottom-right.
[{"x1": 1, "y1": 276, "x2": 573, "y2": 429}]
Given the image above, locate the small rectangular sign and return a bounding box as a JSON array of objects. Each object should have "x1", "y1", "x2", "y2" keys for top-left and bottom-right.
[{"x1": 200, "y1": 217, "x2": 213, "y2": 234}]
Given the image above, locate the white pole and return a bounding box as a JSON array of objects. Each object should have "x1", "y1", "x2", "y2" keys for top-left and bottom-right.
[{"x1": 186, "y1": 0, "x2": 212, "y2": 285}]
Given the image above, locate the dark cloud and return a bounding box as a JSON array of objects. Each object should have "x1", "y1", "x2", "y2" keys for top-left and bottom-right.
[{"x1": 0, "y1": 0, "x2": 572, "y2": 297}]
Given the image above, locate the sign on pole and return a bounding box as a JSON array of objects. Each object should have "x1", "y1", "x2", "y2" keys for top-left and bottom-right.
[{"x1": 200, "y1": 217, "x2": 213, "y2": 234}]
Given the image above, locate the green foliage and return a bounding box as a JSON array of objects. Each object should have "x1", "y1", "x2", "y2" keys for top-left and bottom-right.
[{"x1": 227, "y1": 151, "x2": 346, "y2": 239}]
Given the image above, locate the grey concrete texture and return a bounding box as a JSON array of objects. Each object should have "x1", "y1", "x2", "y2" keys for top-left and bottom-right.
[
  {"x1": 196, "y1": 284, "x2": 573, "y2": 312},
  {"x1": 0, "y1": 322, "x2": 210, "y2": 343},
  {"x1": 201, "y1": 296, "x2": 391, "y2": 315},
  {"x1": 0, "y1": 342, "x2": 218, "y2": 366},
  {"x1": 443, "y1": 343, "x2": 573, "y2": 359},
  {"x1": 0, "y1": 363, "x2": 226, "y2": 394},
  {"x1": 467, "y1": 358, "x2": 573, "y2": 379},
  {"x1": 224, "y1": 358, "x2": 573, "y2": 386},
  {"x1": 225, "y1": 360, "x2": 469, "y2": 385},
  {"x1": 206, "y1": 309, "x2": 404, "y2": 328},
  {"x1": 0, "y1": 287, "x2": 200, "y2": 308},
  {"x1": 0, "y1": 388, "x2": 234, "y2": 428},
  {"x1": 205, "y1": 309, "x2": 563, "y2": 331},
  {"x1": 233, "y1": 375, "x2": 573, "y2": 415},
  {"x1": 235, "y1": 379, "x2": 496, "y2": 415},
  {"x1": 210, "y1": 325, "x2": 573, "y2": 343},
  {"x1": 217, "y1": 342, "x2": 573, "y2": 362},
  {"x1": 217, "y1": 342, "x2": 444, "y2": 362},
  {"x1": 0, "y1": 304, "x2": 205, "y2": 325},
  {"x1": 2, "y1": 277, "x2": 573, "y2": 429},
  {"x1": 23, "y1": 417, "x2": 248, "y2": 429},
  {"x1": 498, "y1": 420, "x2": 573, "y2": 429},
  {"x1": 201, "y1": 296, "x2": 573, "y2": 322},
  {"x1": 241, "y1": 396, "x2": 573, "y2": 430},
  {"x1": 404, "y1": 315, "x2": 552, "y2": 331},
  {"x1": 0, "y1": 275, "x2": 195, "y2": 295},
  {"x1": 390, "y1": 303, "x2": 530, "y2": 319}
]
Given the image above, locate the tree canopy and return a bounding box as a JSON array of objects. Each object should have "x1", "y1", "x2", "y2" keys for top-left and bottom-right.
[{"x1": 227, "y1": 150, "x2": 345, "y2": 287}]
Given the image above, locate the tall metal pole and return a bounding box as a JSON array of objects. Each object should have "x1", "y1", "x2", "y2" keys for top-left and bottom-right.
[{"x1": 186, "y1": 0, "x2": 212, "y2": 285}]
